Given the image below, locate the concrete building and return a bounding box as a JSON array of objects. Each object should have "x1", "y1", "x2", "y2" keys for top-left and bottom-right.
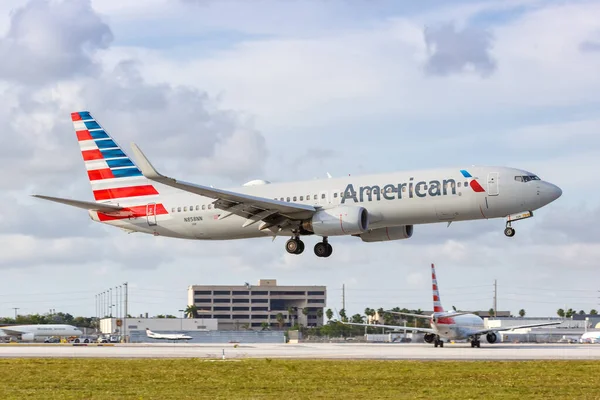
[
  {"x1": 100, "y1": 317, "x2": 217, "y2": 335},
  {"x1": 187, "y1": 279, "x2": 326, "y2": 330}
]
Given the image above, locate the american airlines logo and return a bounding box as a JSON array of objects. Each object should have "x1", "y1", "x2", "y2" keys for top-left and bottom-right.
[{"x1": 341, "y1": 178, "x2": 462, "y2": 203}]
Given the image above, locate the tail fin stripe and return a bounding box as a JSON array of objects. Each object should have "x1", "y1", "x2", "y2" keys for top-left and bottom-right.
[
  {"x1": 106, "y1": 159, "x2": 135, "y2": 168},
  {"x1": 84, "y1": 120, "x2": 101, "y2": 130},
  {"x1": 98, "y1": 204, "x2": 169, "y2": 221},
  {"x1": 82, "y1": 149, "x2": 104, "y2": 161},
  {"x1": 76, "y1": 130, "x2": 93, "y2": 141},
  {"x1": 88, "y1": 169, "x2": 115, "y2": 181},
  {"x1": 112, "y1": 168, "x2": 142, "y2": 178},
  {"x1": 78, "y1": 111, "x2": 93, "y2": 120},
  {"x1": 95, "y1": 139, "x2": 118, "y2": 149},
  {"x1": 90, "y1": 130, "x2": 110, "y2": 140},
  {"x1": 100, "y1": 149, "x2": 127, "y2": 159},
  {"x1": 93, "y1": 185, "x2": 159, "y2": 201}
]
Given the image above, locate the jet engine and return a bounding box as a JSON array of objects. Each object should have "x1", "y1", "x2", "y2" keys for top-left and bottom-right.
[
  {"x1": 486, "y1": 332, "x2": 497, "y2": 344},
  {"x1": 423, "y1": 333, "x2": 435, "y2": 343},
  {"x1": 358, "y1": 225, "x2": 413, "y2": 242},
  {"x1": 20, "y1": 333, "x2": 34, "y2": 341},
  {"x1": 301, "y1": 206, "x2": 369, "y2": 236}
]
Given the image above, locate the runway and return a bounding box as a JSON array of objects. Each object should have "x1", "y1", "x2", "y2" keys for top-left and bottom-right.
[{"x1": 1, "y1": 342, "x2": 599, "y2": 360}]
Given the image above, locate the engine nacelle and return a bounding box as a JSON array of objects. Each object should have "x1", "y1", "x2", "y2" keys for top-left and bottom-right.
[
  {"x1": 358, "y1": 225, "x2": 413, "y2": 242},
  {"x1": 302, "y1": 206, "x2": 369, "y2": 236},
  {"x1": 486, "y1": 332, "x2": 497, "y2": 344},
  {"x1": 21, "y1": 332, "x2": 34, "y2": 341},
  {"x1": 423, "y1": 333, "x2": 435, "y2": 343}
]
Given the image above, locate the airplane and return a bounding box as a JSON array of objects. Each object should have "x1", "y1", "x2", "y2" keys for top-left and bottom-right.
[
  {"x1": 343, "y1": 264, "x2": 562, "y2": 348},
  {"x1": 0, "y1": 324, "x2": 83, "y2": 342},
  {"x1": 579, "y1": 331, "x2": 600, "y2": 344},
  {"x1": 32, "y1": 111, "x2": 562, "y2": 258},
  {"x1": 145, "y1": 328, "x2": 192, "y2": 340}
]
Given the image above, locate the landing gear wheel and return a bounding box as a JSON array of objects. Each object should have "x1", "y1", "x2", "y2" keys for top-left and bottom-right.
[
  {"x1": 504, "y1": 227, "x2": 515, "y2": 237},
  {"x1": 314, "y1": 242, "x2": 329, "y2": 257},
  {"x1": 296, "y1": 240, "x2": 305, "y2": 254},
  {"x1": 434, "y1": 338, "x2": 443, "y2": 348},
  {"x1": 286, "y1": 238, "x2": 304, "y2": 254}
]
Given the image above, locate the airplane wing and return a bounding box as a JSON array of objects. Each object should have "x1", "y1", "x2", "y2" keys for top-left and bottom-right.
[
  {"x1": 130, "y1": 143, "x2": 317, "y2": 228},
  {"x1": 472, "y1": 321, "x2": 562, "y2": 336},
  {"x1": 0, "y1": 328, "x2": 26, "y2": 336},
  {"x1": 342, "y1": 322, "x2": 435, "y2": 334},
  {"x1": 31, "y1": 195, "x2": 131, "y2": 215}
]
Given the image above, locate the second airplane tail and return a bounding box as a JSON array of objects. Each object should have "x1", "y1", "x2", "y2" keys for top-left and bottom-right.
[{"x1": 431, "y1": 263, "x2": 444, "y2": 313}]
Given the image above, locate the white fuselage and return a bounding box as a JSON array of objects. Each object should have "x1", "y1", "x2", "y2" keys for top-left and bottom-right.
[
  {"x1": 431, "y1": 314, "x2": 486, "y2": 340},
  {"x1": 90, "y1": 165, "x2": 562, "y2": 240},
  {"x1": 0, "y1": 324, "x2": 83, "y2": 341}
]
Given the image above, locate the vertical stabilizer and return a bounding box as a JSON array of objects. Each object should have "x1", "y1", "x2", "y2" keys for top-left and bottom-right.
[
  {"x1": 432, "y1": 263, "x2": 444, "y2": 313},
  {"x1": 71, "y1": 111, "x2": 159, "y2": 203}
]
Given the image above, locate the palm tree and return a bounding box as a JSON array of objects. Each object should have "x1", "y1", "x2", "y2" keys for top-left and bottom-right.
[
  {"x1": 590, "y1": 309, "x2": 598, "y2": 315},
  {"x1": 184, "y1": 305, "x2": 198, "y2": 319},
  {"x1": 488, "y1": 308, "x2": 495, "y2": 318},
  {"x1": 518, "y1": 309, "x2": 526, "y2": 318},
  {"x1": 288, "y1": 307, "x2": 295, "y2": 326},
  {"x1": 317, "y1": 309, "x2": 323, "y2": 320},
  {"x1": 566, "y1": 308, "x2": 575, "y2": 318},
  {"x1": 578, "y1": 310, "x2": 586, "y2": 315},
  {"x1": 276, "y1": 313, "x2": 285, "y2": 329},
  {"x1": 260, "y1": 322, "x2": 269, "y2": 331},
  {"x1": 326, "y1": 309, "x2": 333, "y2": 322},
  {"x1": 557, "y1": 308, "x2": 565, "y2": 318},
  {"x1": 339, "y1": 309, "x2": 347, "y2": 322}
]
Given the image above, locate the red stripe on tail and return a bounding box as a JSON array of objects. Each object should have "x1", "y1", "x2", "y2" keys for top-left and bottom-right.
[
  {"x1": 82, "y1": 149, "x2": 103, "y2": 161},
  {"x1": 76, "y1": 130, "x2": 92, "y2": 141},
  {"x1": 93, "y1": 185, "x2": 159, "y2": 201},
  {"x1": 71, "y1": 112, "x2": 82, "y2": 121},
  {"x1": 88, "y1": 169, "x2": 115, "y2": 181}
]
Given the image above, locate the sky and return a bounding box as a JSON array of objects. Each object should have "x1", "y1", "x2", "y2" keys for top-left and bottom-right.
[{"x1": 0, "y1": 0, "x2": 599, "y2": 320}]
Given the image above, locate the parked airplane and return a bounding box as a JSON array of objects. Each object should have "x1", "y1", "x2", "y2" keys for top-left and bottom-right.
[
  {"x1": 33, "y1": 111, "x2": 562, "y2": 257},
  {"x1": 0, "y1": 324, "x2": 82, "y2": 342},
  {"x1": 344, "y1": 264, "x2": 562, "y2": 348},
  {"x1": 145, "y1": 328, "x2": 192, "y2": 341},
  {"x1": 579, "y1": 331, "x2": 600, "y2": 344}
]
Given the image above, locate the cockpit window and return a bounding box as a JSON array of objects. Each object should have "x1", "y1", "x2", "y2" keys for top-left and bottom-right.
[{"x1": 515, "y1": 175, "x2": 540, "y2": 182}]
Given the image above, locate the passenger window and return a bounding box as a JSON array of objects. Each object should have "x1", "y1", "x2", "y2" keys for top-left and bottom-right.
[
  {"x1": 177, "y1": 207, "x2": 181, "y2": 212},
  {"x1": 457, "y1": 182, "x2": 461, "y2": 188},
  {"x1": 171, "y1": 208, "x2": 175, "y2": 213},
  {"x1": 307, "y1": 194, "x2": 310, "y2": 199},
  {"x1": 195, "y1": 205, "x2": 199, "y2": 211},
  {"x1": 280, "y1": 198, "x2": 284, "y2": 201},
  {"x1": 321, "y1": 194, "x2": 325, "y2": 199},
  {"x1": 184, "y1": 206, "x2": 188, "y2": 212},
  {"x1": 190, "y1": 205, "x2": 193, "y2": 210},
  {"x1": 300, "y1": 196, "x2": 304, "y2": 201},
  {"x1": 314, "y1": 195, "x2": 317, "y2": 200},
  {"x1": 208, "y1": 204, "x2": 212, "y2": 209},
  {"x1": 293, "y1": 196, "x2": 297, "y2": 201},
  {"x1": 202, "y1": 205, "x2": 206, "y2": 210},
  {"x1": 286, "y1": 197, "x2": 290, "y2": 202},
  {"x1": 465, "y1": 181, "x2": 468, "y2": 187},
  {"x1": 333, "y1": 193, "x2": 338, "y2": 198}
]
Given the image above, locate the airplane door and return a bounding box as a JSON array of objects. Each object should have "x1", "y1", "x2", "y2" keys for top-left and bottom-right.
[
  {"x1": 487, "y1": 172, "x2": 499, "y2": 196},
  {"x1": 146, "y1": 203, "x2": 157, "y2": 226}
]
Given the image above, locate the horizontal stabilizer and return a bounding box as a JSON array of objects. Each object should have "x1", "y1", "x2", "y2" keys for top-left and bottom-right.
[{"x1": 32, "y1": 195, "x2": 128, "y2": 215}]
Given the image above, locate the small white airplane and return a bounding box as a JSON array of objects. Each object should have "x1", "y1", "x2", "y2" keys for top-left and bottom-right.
[
  {"x1": 344, "y1": 264, "x2": 562, "y2": 348},
  {"x1": 33, "y1": 111, "x2": 562, "y2": 257},
  {"x1": 579, "y1": 331, "x2": 600, "y2": 344},
  {"x1": 145, "y1": 328, "x2": 192, "y2": 341},
  {"x1": 0, "y1": 324, "x2": 82, "y2": 342}
]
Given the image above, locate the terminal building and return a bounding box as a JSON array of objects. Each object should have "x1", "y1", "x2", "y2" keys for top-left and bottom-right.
[{"x1": 187, "y1": 279, "x2": 326, "y2": 330}]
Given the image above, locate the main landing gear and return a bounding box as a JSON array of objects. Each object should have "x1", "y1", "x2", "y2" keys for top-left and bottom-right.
[
  {"x1": 433, "y1": 336, "x2": 444, "y2": 348},
  {"x1": 470, "y1": 338, "x2": 481, "y2": 348},
  {"x1": 314, "y1": 237, "x2": 333, "y2": 258},
  {"x1": 285, "y1": 237, "x2": 305, "y2": 255},
  {"x1": 285, "y1": 236, "x2": 333, "y2": 257}
]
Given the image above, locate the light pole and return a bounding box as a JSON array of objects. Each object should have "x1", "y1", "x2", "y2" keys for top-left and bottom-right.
[{"x1": 179, "y1": 309, "x2": 185, "y2": 331}]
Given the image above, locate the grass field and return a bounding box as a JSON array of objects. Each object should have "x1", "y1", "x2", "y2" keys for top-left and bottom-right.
[{"x1": 0, "y1": 359, "x2": 599, "y2": 399}]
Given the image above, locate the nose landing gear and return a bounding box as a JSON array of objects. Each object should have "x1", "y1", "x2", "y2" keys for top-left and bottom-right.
[{"x1": 504, "y1": 222, "x2": 516, "y2": 237}]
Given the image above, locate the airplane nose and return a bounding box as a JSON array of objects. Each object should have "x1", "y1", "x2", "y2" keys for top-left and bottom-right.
[{"x1": 543, "y1": 182, "x2": 562, "y2": 204}]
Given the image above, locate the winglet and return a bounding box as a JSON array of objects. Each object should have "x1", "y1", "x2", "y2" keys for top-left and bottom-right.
[{"x1": 130, "y1": 143, "x2": 163, "y2": 180}]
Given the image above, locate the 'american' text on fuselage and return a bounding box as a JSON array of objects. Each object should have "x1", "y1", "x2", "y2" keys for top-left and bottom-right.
[{"x1": 341, "y1": 178, "x2": 459, "y2": 203}]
